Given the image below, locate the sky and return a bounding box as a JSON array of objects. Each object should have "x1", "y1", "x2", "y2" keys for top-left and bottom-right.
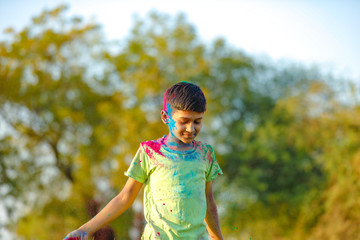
[{"x1": 0, "y1": 0, "x2": 360, "y2": 81}]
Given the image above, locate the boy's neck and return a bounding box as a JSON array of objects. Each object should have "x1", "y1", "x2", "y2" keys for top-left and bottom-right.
[{"x1": 164, "y1": 135, "x2": 194, "y2": 151}]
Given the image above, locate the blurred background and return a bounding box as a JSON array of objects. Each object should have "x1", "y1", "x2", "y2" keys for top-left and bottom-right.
[{"x1": 0, "y1": 1, "x2": 359, "y2": 239}]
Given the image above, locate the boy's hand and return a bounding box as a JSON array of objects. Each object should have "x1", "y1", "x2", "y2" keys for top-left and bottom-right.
[
  {"x1": 62, "y1": 178, "x2": 143, "y2": 240},
  {"x1": 63, "y1": 229, "x2": 89, "y2": 240}
]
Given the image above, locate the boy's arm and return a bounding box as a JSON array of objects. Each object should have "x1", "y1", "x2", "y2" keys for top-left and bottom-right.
[
  {"x1": 70, "y1": 177, "x2": 143, "y2": 237},
  {"x1": 204, "y1": 181, "x2": 224, "y2": 240}
]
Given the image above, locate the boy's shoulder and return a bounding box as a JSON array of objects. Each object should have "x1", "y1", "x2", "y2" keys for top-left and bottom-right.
[
  {"x1": 193, "y1": 139, "x2": 213, "y2": 152},
  {"x1": 139, "y1": 137, "x2": 216, "y2": 164},
  {"x1": 140, "y1": 136, "x2": 164, "y2": 149},
  {"x1": 139, "y1": 137, "x2": 214, "y2": 152}
]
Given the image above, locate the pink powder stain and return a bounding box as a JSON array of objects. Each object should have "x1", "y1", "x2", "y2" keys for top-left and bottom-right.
[
  {"x1": 157, "y1": 232, "x2": 160, "y2": 235},
  {"x1": 170, "y1": 210, "x2": 172, "y2": 212},
  {"x1": 218, "y1": 172, "x2": 221, "y2": 176},
  {"x1": 193, "y1": 141, "x2": 199, "y2": 149},
  {"x1": 143, "y1": 141, "x2": 165, "y2": 158},
  {"x1": 206, "y1": 149, "x2": 213, "y2": 163},
  {"x1": 163, "y1": 203, "x2": 165, "y2": 205},
  {"x1": 139, "y1": 160, "x2": 142, "y2": 163},
  {"x1": 163, "y1": 94, "x2": 167, "y2": 112},
  {"x1": 142, "y1": 140, "x2": 166, "y2": 167}
]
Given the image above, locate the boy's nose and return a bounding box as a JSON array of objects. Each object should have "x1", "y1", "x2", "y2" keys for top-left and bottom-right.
[{"x1": 186, "y1": 123, "x2": 195, "y2": 133}]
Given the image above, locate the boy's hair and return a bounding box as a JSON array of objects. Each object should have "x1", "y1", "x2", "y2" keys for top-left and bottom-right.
[{"x1": 163, "y1": 81, "x2": 207, "y2": 113}]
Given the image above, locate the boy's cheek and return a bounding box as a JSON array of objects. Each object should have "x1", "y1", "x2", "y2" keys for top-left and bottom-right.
[{"x1": 195, "y1": 124, "x2": 202, "y2": 133}]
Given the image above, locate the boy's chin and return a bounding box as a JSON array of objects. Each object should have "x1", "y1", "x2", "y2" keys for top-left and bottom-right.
[{"x1": 180, "y1": 137, "x2": 195, "y2": 144}]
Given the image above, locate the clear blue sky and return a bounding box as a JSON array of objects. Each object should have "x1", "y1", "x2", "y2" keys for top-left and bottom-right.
[{"x1": 1, "y1": 0, "x2": 360, "y2": 80}]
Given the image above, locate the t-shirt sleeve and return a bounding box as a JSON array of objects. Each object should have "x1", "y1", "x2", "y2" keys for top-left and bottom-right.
[
  {"x1": 125, "y1": 144, "x2": 148, "y2": 183},
  {"x1": 205, "y1": 144, "x2": 223, "y2": 182}
]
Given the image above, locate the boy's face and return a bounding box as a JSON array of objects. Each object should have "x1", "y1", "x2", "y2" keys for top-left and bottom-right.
[{"x1": 161, "y1": 107, "x2": 204, "y2": 145}]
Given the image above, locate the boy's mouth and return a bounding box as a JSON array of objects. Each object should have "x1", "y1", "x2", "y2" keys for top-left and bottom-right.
[{"x1": 183, "y1": 133, "x2": 195, "y2": 138}]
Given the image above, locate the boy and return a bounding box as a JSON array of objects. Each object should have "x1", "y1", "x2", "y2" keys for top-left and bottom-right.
[{"x1": 64, "y1": 82, "x2": 223, "y2": 240}]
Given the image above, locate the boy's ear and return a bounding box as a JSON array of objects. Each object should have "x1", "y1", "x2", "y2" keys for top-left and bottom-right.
[{"x1": 161, "y1": 110, "x2": 168, "y2": 124}]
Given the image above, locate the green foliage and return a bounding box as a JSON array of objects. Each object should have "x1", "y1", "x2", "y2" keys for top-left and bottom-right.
[
  {"x1": 0, "y1": 5, "x2": 129, "y2": 239},
  {"x1": 1, "y1": 4, "x2": 359, "y2": 240},
  {"x1": 293, "y1": 93, "x2": 360, "y2": 239}
]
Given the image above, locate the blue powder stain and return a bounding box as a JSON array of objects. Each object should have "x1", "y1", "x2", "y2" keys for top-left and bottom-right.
[
  {"x1": 166, "y1": 103, "x2": 177, "y2": 135},
  {"x1": 173, "y1": 169, "x2": 179, "y2": 177},
  {"x1": 167, "y1": 141, "x2": 180, "y2": 148}
]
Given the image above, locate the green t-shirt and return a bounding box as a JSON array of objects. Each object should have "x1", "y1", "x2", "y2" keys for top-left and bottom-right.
[{"x1": 125, "y1": 136, "x2": 223, "y2": 240}]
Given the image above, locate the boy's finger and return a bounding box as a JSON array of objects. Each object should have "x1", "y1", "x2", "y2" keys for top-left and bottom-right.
[
  {"x1": 64, "y1": 237, "x2": 79, "y2": 240},
  {"x1": 64, "y1": 234, "x2": 85, "y2": 240}
]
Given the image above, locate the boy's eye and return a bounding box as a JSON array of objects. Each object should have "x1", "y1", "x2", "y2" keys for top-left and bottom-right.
[{"x1": 179, "y1": 121, "x2": 201, "y2": 124}]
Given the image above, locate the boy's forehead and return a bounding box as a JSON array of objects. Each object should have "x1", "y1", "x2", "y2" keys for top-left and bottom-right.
[{"x1": 172, "y1": 109, "x2": 204, "y2": 119}]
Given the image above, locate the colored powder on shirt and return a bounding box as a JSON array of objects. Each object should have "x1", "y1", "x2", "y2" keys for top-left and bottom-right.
[
  {"x1": 126, "y1": 136, "x2": 223, "y2": 239},
  {"x1": 142, "y1": 141, "x2": 165, "y2": 159}
]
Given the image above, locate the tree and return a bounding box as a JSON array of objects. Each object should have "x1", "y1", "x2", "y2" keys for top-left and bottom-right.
[
  {"x1": 292, "y1": 82, "x2": 360, "y2": 239},
  {"x1": 2, "y1": 4, "x2": 359, "y2": 240},
  {"x1": 0, "y1": 5, "x2": 131, "y2": 239},
  {"x1": 0, "y1": 6, "x2": 212, "y2": 239}
]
